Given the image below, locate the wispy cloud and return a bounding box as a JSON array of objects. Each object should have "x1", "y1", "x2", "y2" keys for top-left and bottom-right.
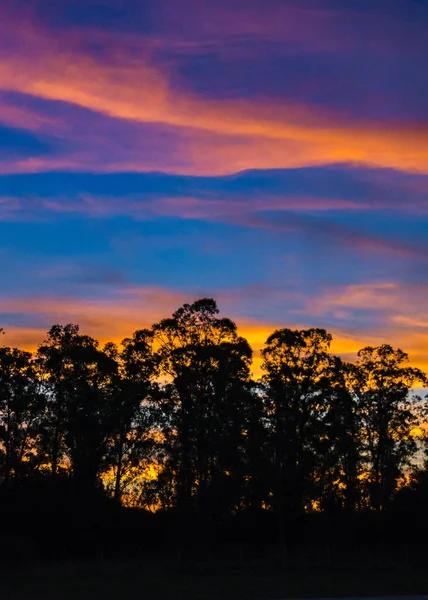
[
  {"x1": 0, "y1": 9, "x2": 426, "y2": 176},
  {"x1": 1, "y1": 283, "x2": 427, "y2": 375}
]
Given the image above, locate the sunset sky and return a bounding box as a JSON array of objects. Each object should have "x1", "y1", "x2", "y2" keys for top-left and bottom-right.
[{"x1": 0, "y1": 0, "x2": 427, "y2": 375}]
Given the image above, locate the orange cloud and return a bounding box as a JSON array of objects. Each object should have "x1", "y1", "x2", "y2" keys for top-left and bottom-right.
[
  {"x1": 295, "y1": 282, "x2": 428, "y2": 373},
  {"x1": 0, "y1": 287, "x2": 187, "y2": 347},
  {"x1": 306, "y1": 282, "x2": 428, "y2": 318},
  {"x1": 0, "y1": 18, "x2": 427, "y2": 176},
  {"x1": 1, "y1": 286, "x2": 427, "y2": 377}
]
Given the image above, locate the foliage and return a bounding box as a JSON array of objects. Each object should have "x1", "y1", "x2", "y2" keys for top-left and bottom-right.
[{"x1": 0, "y1": 301, "x2": 426, "y2": 519}]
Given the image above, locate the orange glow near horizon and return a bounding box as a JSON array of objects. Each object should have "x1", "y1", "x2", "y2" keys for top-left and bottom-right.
[{"x1": 2, "y1": 300, "x2": 427, "y2": 380}]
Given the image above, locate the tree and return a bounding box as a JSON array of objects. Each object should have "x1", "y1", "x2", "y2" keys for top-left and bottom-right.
[
  {"x1": 0, "y1": 339, "x2": 45, "y2": 484},
  {"x1": 261, "y1": 328, "x2": 334, "y2": 517},
  {"x1": 36, "y1": 324, "x2": 118, "y2": 493},
  {"x1": 349, "y1": 345, "x2": 427, "y2": 511},
  {"x1": 102, "y1": 331, "x2": 160, "y2": 505},
  {"x1": 240, "y1": 381, "x2": 272, "y2": 513},
  {"x1": 152, "y1": 298, "x2": 253, "y2": 518},
  {"x1": 317, "y1": 357, "x2": 363, "y2": 512}
]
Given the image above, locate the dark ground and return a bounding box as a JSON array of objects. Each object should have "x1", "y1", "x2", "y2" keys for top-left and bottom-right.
[
  {"x1": 3, "y1": 557, "x2": 428, "y2": 600},
  {"x1": 3, "y1": 485, "x2": 428, "y2": 600}
]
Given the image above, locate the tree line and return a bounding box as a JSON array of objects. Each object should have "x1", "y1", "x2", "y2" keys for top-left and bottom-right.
[{"x1": 1, "y1": 297, "x2": 427, "y2": 523}]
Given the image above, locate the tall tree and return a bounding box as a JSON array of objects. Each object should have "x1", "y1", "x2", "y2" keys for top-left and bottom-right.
[
  {"x1": 0, "y1": 340, "x2": 45, "y2": 484},
  {"x1": 37, "y1": 324, "x2": 118, "y2": 492},
  {"x1": 153, "y1": 298, "x2": 253, "y2": 518},
  {"x1": 240, "y1": 381, "x2": 271, "y2": 513},
  {"x1": 317, "y1": 357, "x2": 363, "y2": 512},
  {"x1": 261, "y1": 328, "x2": 334, "y2": 517},
  {"x1": 350, "y1": 345, "x2": 427, "y2": 511},
  {"x1": 102, "y1": 331, "x2": 159, "y2": 505}
]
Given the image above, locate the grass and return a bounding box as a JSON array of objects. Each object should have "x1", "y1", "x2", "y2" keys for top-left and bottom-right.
[{"x1": 2, "y1": 557, "x2": 428, "y2": 600}]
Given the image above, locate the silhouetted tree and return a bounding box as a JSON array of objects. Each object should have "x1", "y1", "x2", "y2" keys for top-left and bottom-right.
[
  {"x1": 318, "y1": 357, "x2": 363, "y2": 512},
  {"x1": 1, "y1": 299, "x2": 428, "y2": 567},
  {"x1": 261, "y1": 328, "x2": 334, "y2": 517},
  {"x1": 349, "y1": 345, "x2": 427, "y2": 511},
  {"x1": 37, "y1": 324, "x2": 118, "y2": 493},
  {"x1": 241, "y1": 381, "x2": 271, "y2": 513},
  {"x1": 153, "y1": 298, "x2": 253, "y2": 518},
  {"x1": 0, "y1": 338, "x2": 45, "y2": 483},
  {"x1": 102, "y1": 332, "x2": 160, "y2": 504}
]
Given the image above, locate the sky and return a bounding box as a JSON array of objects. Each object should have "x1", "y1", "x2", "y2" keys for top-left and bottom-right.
[{"x1": 0, "y1": 0, "x2": 427, "y2": 376}]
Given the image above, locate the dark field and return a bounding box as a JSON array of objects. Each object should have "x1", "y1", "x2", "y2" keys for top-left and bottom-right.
[{"x1": 3, "y1": 558, "x2": 428, "y2": 600}]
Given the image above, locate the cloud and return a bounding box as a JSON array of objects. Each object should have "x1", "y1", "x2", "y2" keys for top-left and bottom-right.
[
  {"x1": 2, "y1": 165, "x2": 427, "y2": 211},
  {"x1": 21, "y1": 0, "x2": 427, "y2": 56},
  {"x1": 0, "y1": 10, "x2": 426, "y2": 176},
  {"x1": 0, "y1": 287, "x2": 187, "y2": 342},
  {"x1": 299, "y1": 281, "x2": 428, "y2": 360},
  {"x1": 0, "y1": 196, "x2": 424, "y2": 263},
  {"x1": 1, "y1": 284, "x2": 427, "y2": 376},
  {"x1": 305, "y1": 281, "x2": 428, "y2": 318},
  {"x1": 0, "y1": 166, "x2": 426, "y2": 264}
]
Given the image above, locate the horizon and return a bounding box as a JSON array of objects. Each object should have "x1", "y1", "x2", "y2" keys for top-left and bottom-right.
[{"x1": 0, "y1": 295, "x2": 427, "y2": 386}]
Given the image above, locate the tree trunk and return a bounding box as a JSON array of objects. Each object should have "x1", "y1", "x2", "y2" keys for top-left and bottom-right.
[{"x1": 114, "y1": 428, "x2": 125, "y2": 503}]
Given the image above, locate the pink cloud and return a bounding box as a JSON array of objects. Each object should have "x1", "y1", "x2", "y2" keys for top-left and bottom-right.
[
  {"x1": 0, "y1": 10, "x2": 426, "y2": 176},
  {"x1": 302, "y1": 282, "x2": 428, "y2": 333}
]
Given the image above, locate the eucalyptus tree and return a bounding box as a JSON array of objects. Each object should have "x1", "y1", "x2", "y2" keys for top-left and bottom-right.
[
  {"x1": 36, "y1": 324, "x2": 118, "y2": 492},
  {"x1": 240, "y1": 380, "x2": 272, "y2": 513},
  {"x1": 317, "y1": 357, "x2": 363, "y2": 512},
  {"x1": 0, "y1": 338, "x2": 45, "y2": 484},
  {"x1": 349, "y1": 345, "x2": 427, "y2": 511},
  {"x1": 102, "y1": 331, "x2": 160, "y2": 504},
  {"x1": 261, "y1": 328, "x2": 334, "y2": 516},
  {"x1": 152, "y1": 298, "x2": 253, "y2": 517}
]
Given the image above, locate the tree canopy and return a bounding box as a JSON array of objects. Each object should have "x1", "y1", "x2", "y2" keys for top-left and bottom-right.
[{"x1": 0, "y1": 299, "x2": 427, "y2": 523}]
